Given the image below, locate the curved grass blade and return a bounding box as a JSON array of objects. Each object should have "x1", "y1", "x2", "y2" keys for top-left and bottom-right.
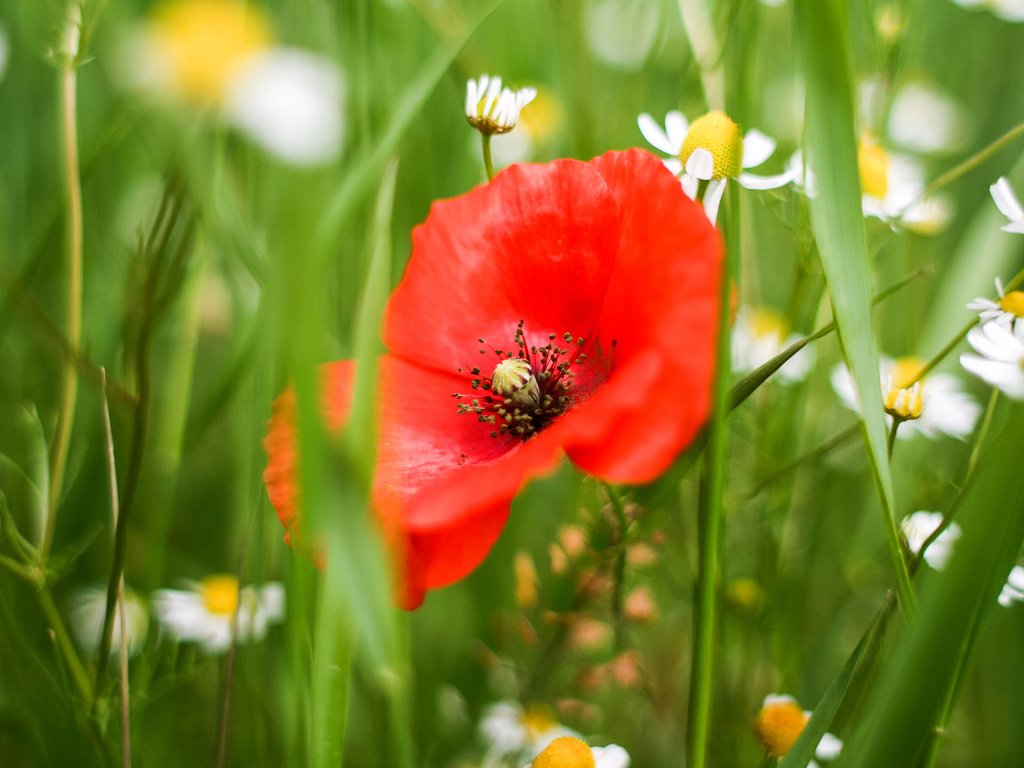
[{"x1": 794, "y1": 0, "x2": 914, "y2": 614}]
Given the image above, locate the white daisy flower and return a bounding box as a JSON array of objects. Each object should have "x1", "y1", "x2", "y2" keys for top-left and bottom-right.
[
  {"x1": 153, "y1": 575, "x2": 284, "y2": 654},
  {"x1": 960, "y1": 320, "x2": 1024, "y2": 399},
  {"x1": 948, "y1": 0, "x2": 1024, "y2": 23},
  {"x1": 966, "y1": 276, "x2": 1024, "y2": 327},
  {"x1": 998, "y1": 566, "x2": 1024, "y2": 607},
  {"x1": 224, "y1": 48, "x2": 345, "y2": 166},
  {"x1": 990, "y1": 177, "x2": 1024, "y2": 234},
  {"x1": 900, "y1": 511, "x2": 962, "y2": 570},
  {"x1": 120, "y1": 0, "x2": 345, "y2": 166},
  {"x1": 788, "y1": 139, "x2": 952, "y2": 234},
  {"x1": 480, "y1": 701, "x2": 579, "y2": 763},
  {"x1": 637, "y1": 110, "x2": 792, "y2": 224},
  {"x1": 753, "y1": 693, "x2": 842, "y2": 767},
  {"x1": 731, "y1": 307, "x2": 814, "y2": 384},
  {"x1": 465, "y1": 74, "x2": 537, "y2": 136},
  {"x1": 831, "y1": 356, "x2": 980, "y2": 440},
  {"x1": 526, "y1": 736, "x2": 630, "y2": 768},
  {"x1": 69, "y1": 585, "x2": 149, "y2": 658}
]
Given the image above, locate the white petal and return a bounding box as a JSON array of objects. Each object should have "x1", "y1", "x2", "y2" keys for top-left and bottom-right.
[
  {"x1": 960, "y1": 355, "x2": 1024, "y2": 398},
  {"x1": 1008, "y1": 565, "x2": 1024, "y2": 591},
  {"x1": 662, "y1": 158, "x2": 684, "y2": 176},
  {"x1": 665, "y1": 110, "x2": 689, "y2": 148},
  {"x1": 738, "y1": 170, "x2": 794, "y2": 190},
  {"x1": 681, "y1": 172, "x2": 699, "y2": 199},
  {"x1": 225, "y1": 48, "x2": 345, "y2": 166},
  {"x1": 742, "y1": 129, "x2": 776, "y2": 168},
  {"x1": 685, "y1": 148, "x2": 714, "y2": 180},
  {"x1": 593, "y1": 744, "x2": 631, "y2": 768},
  {"x1": 991, "y1": 177, "x2": 1024, "y2": 222},
  {"x1": 816, "y1": 732, "x2": 844, "y2": 760},
  {"x1": 638, "y1": 112, "x2": 680, "y2": 155},
  {"x1": 1002, "y1": 220, "x2": 1024, "y2": 234},
  {"x1": 703, "y1": 178, "x2": 728, "y2": 224}
]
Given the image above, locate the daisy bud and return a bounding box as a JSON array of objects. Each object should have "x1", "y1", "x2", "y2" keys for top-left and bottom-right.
[{"x1": 883, "y1": 381, "x2": 923, "y2": 421}]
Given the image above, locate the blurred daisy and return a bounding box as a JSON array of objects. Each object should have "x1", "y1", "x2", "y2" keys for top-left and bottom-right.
[
  {"x1": 583, "y1": 0, "x2": 659, "y2": 70},
  {"x1": 831, "y1": 356, "x2": 980, "y2": 440},
  {"x1": 887, "y1": 81, "x2": 966, "y2": 155},
  {"x1": 122, "y1": 0, "x2": 344, "y2": 166},
  {"x1": 753, "y1": 694, "x2": 842, "y2": 767},
  {"x1": 998, "y1": 566, "x2": 1024, "y2": 606},
  {"x1": 480, "y1": 701, "x2": 578, "y2": 763},
  {"x1": 960, "y1": 321, "x2": 1024, "y2": 399},
  {"x1": 967, "y1": 277, "x2": 1024, "y2": 327},
  {"x1": 731, "y1": 306, "x2": 814, "y2": 384},
  {"x1": 789, "y1": 139, "x2": 951, "y2": 234},
  {"x1": 69, "y1": 585, "x2": 149, "y2": 658},
  {"x1": 465, "y1": 74, "x2": 536, "y2": 136},
  {"x1": 900, "y1": 511, "x2": 961, "y2": 570},
  {"x1": 527, "y1": 736, "x2": 630, "y2": 768},
  {"x1": 990, "y1": 177, "x2": 1024, "y2": 233},
  {"x1": 948, "y1": 0, "x2": 1024, "y2": 22},
  {"x1": 153, "y1": 574, "x2": 284, "y2": 653},
  {"x1": 637, "y1": 110, "x2": 792, "y2": 223}
]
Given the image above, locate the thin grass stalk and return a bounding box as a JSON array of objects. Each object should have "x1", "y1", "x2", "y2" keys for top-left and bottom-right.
[
  {"x1": 100, "y1": 368, "x2": 131, "y2": 768},
  {"x1": 42, "y1": 1, "x2": 84, "y2": 564},
  {"x1": 919, "y1": 120, "x2": 1024, "y2": 203},
  {"x1": 685, "y1": 188, "x2": 737, "y2": 768}
]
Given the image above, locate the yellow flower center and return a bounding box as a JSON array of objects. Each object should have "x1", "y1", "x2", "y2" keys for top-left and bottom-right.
[
  {"x1": 749, "y1": 308, "x2": 787, "y2": 342},
  {"x1": 532, "y1": 736, "x2": 595, "y2": 768},
  {"x1": 680, "y1": 111, "x2": 745, "y2": 179},
  {"x1": 753, "y1": 699, "x2": 809, "y2": 758},
  {"x1": 149, "y1": 0, "x2": 271, "y2": 104},
  {"x1": 998, "y1": 290, "x2": 1024, "y2": 318},
  {"x1": 514, "y1": 551, "x2": 538, "y2": 609},
  {"x1": 521, "y1": 704, "x2": 559, "y2": 740},
  {"x1": 891, "y1": 356, "x2": 926, "y2": 389},
  {"x1": 201, "y1": 575, "x2": 240, "y2": 617},
  {"x1": 858, "y1": 139, "x2": 890, "y2": 199}
]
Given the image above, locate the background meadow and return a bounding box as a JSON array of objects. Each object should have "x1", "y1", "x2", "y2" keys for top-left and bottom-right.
[{"x1": 2, "y1": 0, "x2": 1024, "y2": 766}]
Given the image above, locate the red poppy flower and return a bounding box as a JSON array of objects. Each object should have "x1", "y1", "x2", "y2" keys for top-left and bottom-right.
[{"x1": 264, "y1": 148, "x2": 721, "y2": 608}]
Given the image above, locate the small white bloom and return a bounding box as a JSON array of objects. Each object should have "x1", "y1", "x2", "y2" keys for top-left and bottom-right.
[
  {"x1": 948, "y1": 0, "x2": 1024, "y2": 23},
  {"x1": 753, "y1": 693, "x2": 842, "y2": 765},
  {"x1": 731, "y1": 307, "x2": 814, "y2": 384},
  {"x1": 69, "y1": 585, "x2": 149, "y2": 658},
  {"x1": 900, "y1": 511, "x2": 961, "y2": 570},
  {"x1": 966, "y1": 276, "x2": 1024, "y2": 327},
  {"x1": 831, "y1": 356, "x2": 980, "y2": 440},
  {"x1": 153, "y1": 575, "x2": 284, "y2": 653},
  {"x1": 990, "y1": 177, "x2": 1024, "y2": 234},
  {"x1": 480, "y1": 701, "x2": 578, "y2": 762},
  {"x1": 960, "y1": 320, "x2": 1024, "y2": 399},
  {"x1": 466, "y1": 74, "x2": 536, "y2": 136},
  {"x1": 998, "y1": 565, "x2": 1024, "y2": 606},
  {"x1": 526, "y1": 736, "x2": 630, "y2": 768},
  {"x1": 637, "y1": 110, "x2": 792, "y2": 224},
  {"x1": 224, "y1": 48, "x2": 345, "y2": 166}
]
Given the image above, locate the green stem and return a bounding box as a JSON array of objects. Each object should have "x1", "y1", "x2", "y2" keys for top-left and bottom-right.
[
  {"x1": 918, "y1": 120, "x2": 1024, "y2": 203},
  {"x1": 886, "y1": 418, "x2": 901, "y2": 460},
  {"x1": 686, "y1": 189, "x2": 737, "y2": 768},
  {"x1": 605, "y1": 483, "x2": 630, "y2": 651},
  {"x1": 42, "y1": 1, "x2": 84, "y2": 564},
  {"x1": 481, "y1": 133, "x2": 495, "y2": 180},
  {"x1": 38, "y1": 582, "x2": 92, "y2": 705}
]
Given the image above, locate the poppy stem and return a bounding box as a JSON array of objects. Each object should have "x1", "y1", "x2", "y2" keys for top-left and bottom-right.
[
  {"x1": 481, "y1": 134, "x2": 496, "y2": 180},
  {"x1": 686, "y1": 185, "x2": 737, "y2": 768}
]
